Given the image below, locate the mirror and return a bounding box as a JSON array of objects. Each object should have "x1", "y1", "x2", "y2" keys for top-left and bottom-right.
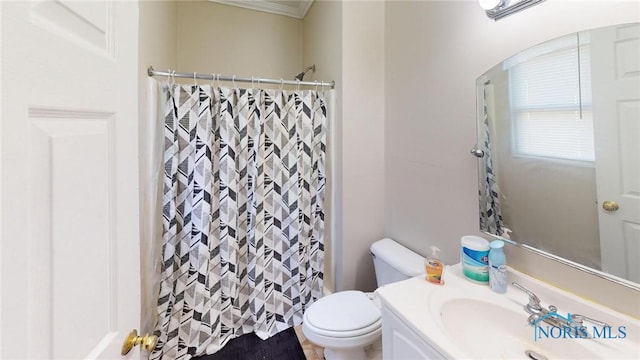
[{"x1": 475, "y1": 22, "x2": 640, "y2": 288}]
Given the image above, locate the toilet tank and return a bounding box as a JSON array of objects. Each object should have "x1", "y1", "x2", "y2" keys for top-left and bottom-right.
[{"x1": 370, "y1": 238, "x2": 425, "y2": 287}]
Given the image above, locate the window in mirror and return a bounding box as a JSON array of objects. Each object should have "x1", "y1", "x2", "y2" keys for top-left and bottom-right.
[{"x1": 507, "y1": 34, "x2": 594, "y2": 162}]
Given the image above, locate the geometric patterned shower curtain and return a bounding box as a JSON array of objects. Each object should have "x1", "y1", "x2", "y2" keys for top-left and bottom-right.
[
  {"x1": 151, "y1": 83, "x2": 327, "y2": 360},
  {"x1": 479, "y1": 82, "x2": 504, "y2": 236}
]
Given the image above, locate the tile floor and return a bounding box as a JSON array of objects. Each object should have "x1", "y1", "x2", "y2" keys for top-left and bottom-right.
[{"x1": 294, "y1": 325, "x2": 383, "y2": 360}]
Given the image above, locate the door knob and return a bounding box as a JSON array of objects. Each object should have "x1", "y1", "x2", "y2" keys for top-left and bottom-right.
[
  {"x1": 121, "y1": 329, "x2": 157, "y2": 355},
  {"x1": 602, "y1": 200, "x2": 619, "y2": 212}
]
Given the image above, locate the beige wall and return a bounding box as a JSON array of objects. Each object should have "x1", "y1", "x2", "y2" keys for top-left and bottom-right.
[
  {"x1": 138, "y1": 0, "x2": 177, "y2": 334},
  {"x1": 339, "y1": 0, "x2": 386, "y2": 291},
  {"x1": 385, "y1": 0, "x2": 640, "y2": 316},
  {"x1": 176, "y1": 1, "x2": 303, "y2": 80},
  {"x1": 304, "y1": 0, "x2": 385, "y2": 293},
  {"x1": 303, "y1": 0, "x2": 342, "y2": 293}
]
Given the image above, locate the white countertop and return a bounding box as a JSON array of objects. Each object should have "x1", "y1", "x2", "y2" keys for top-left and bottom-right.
[{"x1": 375, "y1": 263, "x2": 640, "y2": 359}]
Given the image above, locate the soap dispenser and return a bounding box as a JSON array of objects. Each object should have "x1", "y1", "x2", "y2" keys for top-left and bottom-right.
[{"x1": 425, "y1": 246, "x2": 444, "y2": 285}]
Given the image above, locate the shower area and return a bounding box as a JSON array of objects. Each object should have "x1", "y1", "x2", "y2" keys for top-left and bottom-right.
[
  {"x1": 140, "y1": 1, "x2": 338, "y2": 358},
  {"x1": 138, "y1": 4, "x2": 389, "y2": 351}
]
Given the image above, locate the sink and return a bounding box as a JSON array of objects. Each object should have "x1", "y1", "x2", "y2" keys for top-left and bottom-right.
[
  {"x1": 440, "y1": 298, "x2": 600, "y2": 359},
  {"x1": 377, "y1": 263, "x2": 640, "y2": 359}
]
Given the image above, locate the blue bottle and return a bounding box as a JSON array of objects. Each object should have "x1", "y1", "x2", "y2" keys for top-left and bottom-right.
[{"x1": 489, "y1": 240, "x2": 507, "y2": 293}]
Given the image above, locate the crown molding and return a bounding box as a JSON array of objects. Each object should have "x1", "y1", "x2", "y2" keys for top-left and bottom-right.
[
  {"x1": 209, "y1": 0, "x2": 314, "y2": 19},
  {"x1": 297, "y1": 0, "x2": 314, "y2": 18}
]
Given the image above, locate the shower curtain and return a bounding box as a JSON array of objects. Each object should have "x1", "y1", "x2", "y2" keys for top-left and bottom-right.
[
  {"x1": 152, "y1": 83, "x2": 327, "y2": 359},
  {"x1": 479, "y1": 83, "x2": 504, "y2": 236}
]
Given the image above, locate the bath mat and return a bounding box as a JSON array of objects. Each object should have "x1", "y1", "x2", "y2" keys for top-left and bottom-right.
[{"x1": 193, "y1": 327, "x2": 306, "y2": 360}]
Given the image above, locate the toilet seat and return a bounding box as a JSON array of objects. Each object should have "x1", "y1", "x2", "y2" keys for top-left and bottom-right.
[{"x1": 304, "y1": 291, "x2": 381, "y2": 338}]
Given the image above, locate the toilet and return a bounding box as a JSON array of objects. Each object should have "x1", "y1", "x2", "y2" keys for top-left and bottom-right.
[{"x1": 302, "y1": 238, "x2": 425, "y2": 360}]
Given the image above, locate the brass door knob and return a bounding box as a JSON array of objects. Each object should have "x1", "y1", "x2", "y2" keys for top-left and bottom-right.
[
  {"x1": 602, "y1": 200, "x2": 619, "y2": 212},
  {"x1": 121, "y1": 330, "x2": 157, "y2": 355}
]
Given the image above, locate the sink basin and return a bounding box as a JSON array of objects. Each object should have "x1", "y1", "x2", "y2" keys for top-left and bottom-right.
[{"x1": 440, "y1": 298, "x2": 599, "y2": 359}]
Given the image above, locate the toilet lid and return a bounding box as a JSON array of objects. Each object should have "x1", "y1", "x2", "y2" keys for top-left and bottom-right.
[{"x1": 305, "y1": 291, "x2": 381, "y2": 333}]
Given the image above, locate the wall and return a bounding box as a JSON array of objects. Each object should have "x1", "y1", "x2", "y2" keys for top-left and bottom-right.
[
  {"x1": 303, "y1": 0, "x2": 385, "y2": 293},
  {"x1": 341, "y1": 1, "x2": 386, "y2": 291},
  {"x1": 302, "y1": 0, "x2": 342, "y2": 293},
  {"x1": 138, "y1": 0, "x2": 177, "y2": 334},
  {"x1": 385, "y1": 0, "x2": 640, "y2": 316},
  {"x1": 176, "y1": 1, "x2": 302, "y2": 80}
]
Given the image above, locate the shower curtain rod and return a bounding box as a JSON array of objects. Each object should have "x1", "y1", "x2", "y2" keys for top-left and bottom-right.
[{"x1": 148, "y1": 66, "x2": 335, "y2": 89}]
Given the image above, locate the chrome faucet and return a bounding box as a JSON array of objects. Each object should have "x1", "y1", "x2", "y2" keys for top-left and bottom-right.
[
  {"x1": 512, "y1": 282, "x2": 543, "y2": 314},
  {"x1": 512, "y1": 282, "x2": 609, "y2": 331},
  {"x1": 512, "y1": 282, "x2": 569, "y2": 327},
  {"x1": 570, "y1": 314, "x2": 609, "y2": 328}
]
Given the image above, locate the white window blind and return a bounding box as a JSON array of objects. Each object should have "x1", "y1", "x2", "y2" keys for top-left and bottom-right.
[{"x1": 508, "y1": 34, "x2": 594, "y2": 162}]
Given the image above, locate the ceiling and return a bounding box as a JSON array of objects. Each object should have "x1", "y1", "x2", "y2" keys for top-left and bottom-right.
[{"x1": 209, "y1": 0, "x2": 314, "y2": 19}]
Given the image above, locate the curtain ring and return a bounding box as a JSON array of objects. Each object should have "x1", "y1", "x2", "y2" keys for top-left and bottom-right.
[
  {"x1": 251, "y1": 76, "x2": 255, "y2": 89},
  {"x1": 193, "y1": 72, "x2": 197, "y2": 86},
  {"x1": 170, "y1": 70, "x2": 176, "y2": 87},
  {"x1": 216, "y1": 74, "x2": 221, "y2": 88},
  {"x1": 314, "y1": 80, "x2": 319, "y2": 93},
  {"x1": 296, "y1": 79, "x2": 300, "y2": 91},
  {"x1": 232, "y1": 75, "x2": 237, "y2": 89},
  {"x1": 211, "y1": 73, "x2": 216, "y2": 88},
  {"x1": 280, "y1": 78, "x2": 284, "y2": 91}
]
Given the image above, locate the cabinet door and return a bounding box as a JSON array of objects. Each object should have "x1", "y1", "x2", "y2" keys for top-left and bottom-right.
[{"x1": 382, "y1": 307, "x2": 446, "y2": 360}]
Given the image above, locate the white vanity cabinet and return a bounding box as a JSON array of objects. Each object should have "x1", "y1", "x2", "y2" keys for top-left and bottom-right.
[{"x1": 381, "y1": 304, "x2": 446, "y2": 360}]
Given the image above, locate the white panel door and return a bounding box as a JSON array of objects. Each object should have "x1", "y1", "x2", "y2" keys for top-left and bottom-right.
[
  {"x1": 592, "y1": 23, "x2": 640, "y2": 283},
  {"x1": 0, "y1": 1, "x2": 141, "y2": 359}
]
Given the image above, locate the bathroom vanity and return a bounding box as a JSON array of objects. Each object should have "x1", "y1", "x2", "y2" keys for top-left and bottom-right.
[
  {"x1": 376, "y1": 264, "x2": 640, "y2": 359},
  {"x1": 379, "y1": 303, "x2": 444, "y2": 359}
]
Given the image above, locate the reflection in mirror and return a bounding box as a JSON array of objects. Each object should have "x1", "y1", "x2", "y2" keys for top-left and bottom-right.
[{"x1": 476, "y1": 22, "x2": 640, "y2": 287}]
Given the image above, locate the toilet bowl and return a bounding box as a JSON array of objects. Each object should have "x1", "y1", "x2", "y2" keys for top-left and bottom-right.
[
  {"x1": 302, "y1": 291, "x2": 381, "y2": 360},
  {"x1": 302, "y1": 238, "x2": 424, "y2": 360}
]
